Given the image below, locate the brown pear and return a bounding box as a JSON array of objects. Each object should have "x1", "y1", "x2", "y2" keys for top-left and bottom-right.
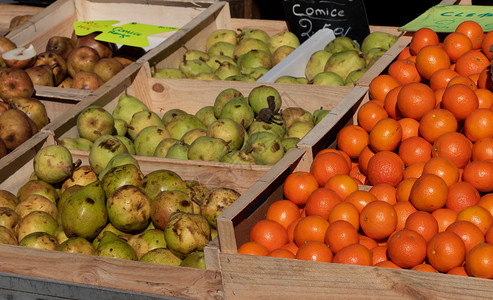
[
  {"x1": 93, "y1": 57, "x2": 124, "y2": 82},
  {"x1": 71, "y1": 71, "x2": 104, "y2": 90},
  {"x1": 2, "y1": 44, "x2": 36, "y2": 69},
  {"x1": 9, "y1": 97, "x2": 50, "y2": 129},
  {"x1": 66, "y1": 46, "x2": 100, "y2": 78},
  {"x1": 25, "y1": 65, "x2": 54, "y2": 87},
  {"x1": 113, "y1": 56, "x2": 134, "y2": 67},
  {"x1": 45, "y1": 36, "x2": 76, "y2": 60},
  {"x1": 0, "y1": 108, "x2": 34, "y2": 150},
  {"x1": 33, "y1": 51, "x2": 68, "y2": 85},
  {"x1": 76, "y1": 32, "x2": 115, "y2": 59},
  {"x1": 0, "y1": 101, "x2": 8, "y2": 115},
  {"x1": 8, "y1": 15, "x2": 32, "y2": 32},
  {"x1": 0, "y1": 138, "x2": 7, "y2": 158},
  {"x1": 0, "y1": 67, "x2": 34, "y2": 101},
  {"x1": 57, "y1": 77, "x2": 73, "y2": 88},
  {"x1": 0, "y1": 36, "x2": 17, "y2": 54}
]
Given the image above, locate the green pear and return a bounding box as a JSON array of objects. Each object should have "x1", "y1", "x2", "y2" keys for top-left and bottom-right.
[
  {"x1": 77, "y1": 105, "x2": 114, "y2": 142},
  {"x1": 153, "y1": 138, "x2": 180, "y2": 158},
  {"x1": 165, "y1": 142, "x2": 190, "y2": 160},
  {"x1": 361, "y1": 31, "x2": 398, "y2": 55},
  {"x1": 33, "y1": 145, "x2": 73, "y2": 184},
  {"x1": 248, "y1": 85, "x2": 282, "y2": 116},
  {"x1": 164, "y1": 211, "x2": 211, "y2": 258},
  {"x1": 127, "y1": 228, "x2": 167, "y2": 259},
  {"x1": 220, "y1": 97, "x2": 254, "y2": 128},
  {"x1": 112, "y1": 93, "x2": 149, "y2": 125},
  {"x1": 114, "y1": 135, "x2": 136, "y2": 155},
  {"x1": 272, "y1": 45, "x2": 296, "y2": 65},
  {"x1": 324, "y1": 36, "x2": 360, "y2": 55},
  {"x1": 345, "y1": 68, "x2": 368, "y2": 86},
  {"x1": 248, "y1": 119, "x2": 286, "y2": 139},
  {"x1": 267, "y1": 31, "x2": 300, "y2": 54},
  {"x1": 134, "y1": 125, "x2": 171, "y2": 156},
  {"x1": 60, "y1": 165, "x2": 98, "y2": 194},
  {"x1": 113, "y1": 118, "x2": 128, "y2": 136},
  {"x1": 236, "y1": 49, "x2": 273, "y2": 70},
  {"x1": 140, "y1": 248, "x2": 182, "y2": 265},
  {"x1": 224, "y1": 75, "x2": 256, "y2": 82},
  {"x1": 183, "y1": 49, "x2": 209, "y2": 61},
  {"x1": 207, "y1": 118, "x2": 246, "y2": 150},
  {"x1": 57, "y1": 236, "x2": 96, "y2": 255},
  {"x1": 165, "y1": 114, "x2": 206, "y2": 140},
  {"x1": 240, "y1": 66, "x2": 269, "y2": 80},
  {"x1": 59, "y1": 181, "x2": 107, "y2": 240},
  {"x1": 16, "y1": 211, "x2": 58, "y2": 241},
  {"x1": 153, "y1": 68, "x2": 186, "y2": 79},
  {"x1": 150, "y1": 190, "x2": 193, "y2": 230},
  {"x1": 233, "y1": 38, "x2": 271, "y2": 60},
  {"x1": 313, "y1": 108, "x2": 330, "y2": 125},
  {"x1": 179, "y1": 57, "x2": 212, "y2": 78},
  {"x1": 305, "y1": 50, "x2": 332, "y2": 81},
  {"x1": 238, "y1": 28, "x2": 270, "y2": 43},
  {"x1": 244, "y1": 131, "x2": 284, "y2": 165},
  {"x1": 311, "y1": 71, "x2": 345, "y2": 86},
  {"x1": 188, "y1": 136, "x2": 230, "y2": 161},
  {"x1": 107, "y1": 185, "x2": 151, "y2": 233},
  {"x1": 214, "y1": 61, "x2": 240, "y2": 80},
  {"x1": 200, "y1": 187, "x2": 240, "y2": 228},
  {"x1": 206, "y1": 29, "x2": 238, "y2": 52},
  {"x1": 0, "y1": 226, "x2": 17, "y2": 245},
  {"x1": 98, "y1": 152, "x2": 140, "y2": 180},
  {"x1": 220, "y1": 149, "x2": 256, "y2": 165},
  {"x1": 92, "y1": 222, "x2": 133, "y2": 249},
  {"x1": 365, "y1": 47, "x2": 387, "y2": 68},
  {"x1": 162, "y1": 108, "x2": 187, "y2": 127},
  {"x1": 281, "y1": 137, "x2": 300, "y2": 153},
  {"x1": 19, "y1": 232, "x2": 58, "y2": 250},
  {"x1": 140, "y1": 169, "x2": 189, "y2": 200},
  {"x1": 286, "y1": 121, "x2": 314, "y2": 139},
  {"x1": 180, "y1": 251, "x2": 206, "y2": 269},
  {"x1": 324, "y1": 50, "x2": 366, "y2": 81},
  {"x1": 89, "y1": 135, "x2": 129, "y2": 175},
  {"x1": 59, "y1": 137, "x2": 93, "y2": 151},
  {"x1": 193, "y1": 72, "x2": 220, "y2": 80},
  {"x1": 281, "y1": 107, "x2": 313, "y2": 129},
  {"x1": 96, "y1": 231, "x2": 137, "y2": 260},
  {"x1": 127, "y1": 110, "x2": 164, "y2": 140},
  {"x1": 195, "y1": 106, "x2": 217, "y2": 128},
  {"x1": 206, "y1": 55, "x2": 237, "y2": 72},
  {"x1": 207, "y1": 42, "x2": 235, "y2": 58},
  {"x1": 275, "y1": 75, "x2": 308, "y2": 84},
  {"x1": 17, "y1": 179, "x2": 58, "y2": 203},
  {"x1": 213, "y1": 88, "x2": 244, "y2": 118},
  {"x1": 101, "y1": 163, "x2": 144, "y2": 199}
]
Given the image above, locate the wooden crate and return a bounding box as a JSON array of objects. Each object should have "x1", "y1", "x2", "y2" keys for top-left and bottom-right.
[
  {"x1": 215, "y1": 143, "x2": 493, "y2": 299},
  {"x1": 0, "y1": 4, "x2": 44, "y2": 35},
  {"x1": 3, "y1": 0, "x2": 225, "y2": 100}
]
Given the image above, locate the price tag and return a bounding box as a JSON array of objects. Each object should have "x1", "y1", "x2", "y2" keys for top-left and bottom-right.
[
  {"x1": 399, "y1": 5, "x2": 493, "y2": 32},
  {"x1": 73, "y1": 21, "x2": 180, "y2": 47}
]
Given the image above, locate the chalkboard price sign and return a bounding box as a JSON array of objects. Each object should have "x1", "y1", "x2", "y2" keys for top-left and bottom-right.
[{"x1": 282, "y1": 0, "x2": 371, "y2": 45}]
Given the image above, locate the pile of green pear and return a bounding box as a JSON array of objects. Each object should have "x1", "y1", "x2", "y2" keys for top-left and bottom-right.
[
  {"x1": 61, "y1": 85, "x2": 329, "y2": 166},
  {"x1": 153, "y1": 28, "x2": 301, "y2": 82},
  {"x1": 274, "y1": 31, "x2": 399, "y2": 86},
  {"x1": 0, "y1": 144, "x2": 242, "y2": 268}
]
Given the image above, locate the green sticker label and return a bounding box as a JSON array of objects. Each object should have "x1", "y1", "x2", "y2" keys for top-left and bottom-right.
[
  {"x1": 73, "y1": 21, "x2": 180, "y2": 47},
  {"x1": 399, "y1": 5, "x2": 493, "y2": 32}
]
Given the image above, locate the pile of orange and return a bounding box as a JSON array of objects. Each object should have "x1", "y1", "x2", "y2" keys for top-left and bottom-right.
[{"x1": 238, "y1": 21, "x2": 493, "y2": 280}]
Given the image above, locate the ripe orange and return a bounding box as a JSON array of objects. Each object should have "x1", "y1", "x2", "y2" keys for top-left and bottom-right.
[
  {"x1": 249, "y1": 219, "x2": 289, "y2": 252},
  {"x1": 487, "y1": 225, "x2": 493, "y2": 243},
  {"x1": 410, "y1": 27, "x2": 439, "y2": 55},
  {"x1": 447, "y1": 266, "x2": 469, "y2": 276},
  {"x1": 293, "y1": 215, "x2": 330, "y2": 247},
  {"x1": 344, "y1": 189, "x2": 378, "y2": 213},
  {"x1": 422, "y1": 156, "x2": 460, "y2": 187},
  {"x1": 396, "y1": 82, "x2": 436, "y2": 120},
  {"x1": 465, "y1": 243, "x2": 493, "y2": 279},
  {"x1": 332, "y1": 243, "x2": 372, "y2": 266},
  {"x1": 409, "y1": 173, "x2": 448, "y2": 212},
  {"x1": 310, "y1": 152, "x2": 351, "y2": 187},
  {"x1": 387, "y1": 59, "x2": 422, "y2": 85},
  {"x1": 366, "y1": 151, "x2": 405, "y2": 187},
  {"x1": 404, "y1": 210, "x2": 439, "y2": 243},
  {"x1": 456, "y1": 205, "x2": 493, "y2": 235},
  {"x1": 328, "y1": 201, "x2": 360, "y2": 230},
  {"x1": 394, "y1": 201, "x2": 418, "y2": 231},
  {"x1": 359, "y1": 234, "x2": 378, "y2": 251},
  {"x1": 295, "y1": 240, "x2": 333, "y2": 262},
  {"x1": 349, "y1": 164, "x2": 368, "y2": 185},
  {"x1": 324, "y1": 174, "x2": 359, "y2": 200},
  {"x1": 360, "y1": 200, "x2": 397, "y2": 241},
  {"x1": 268, "y1": 247, "x2": 296, "y2": 259},
  {"x1": 446, "y1": 181, "x2": 481, "y2": 213},
  {"x1": 455, "y1": 20, "x2": 485, "y2": 50},
  {"x1": 429, "y1": 68, "x2": 460, "y2": 91},
  {"x1": 315, "y1": 148, "x2": 352, "y2": 169},
  {"x1": 357, "y1": 145, "x2": 376, "y2": 174},
  {"x1": 415, "y1": 45, "x2": 451, "y2": 80},
  {"x1": 441, "y1": 83, "x2": 479, "y2": 122},
  {"x1": 446, "y1": 74, "x2": 478, "y2": 90},
  {"x1": 477, "y1": 65, "x2": 491, "y2": 89},
  {"x1": 238, "y1": 241, "x2": 270, "y2": 256},
  {"x1": 427, "y1": 231, "x2": 466, "y2": 273},
  {"x1": 369, "y1": 74, "x2": 401, "y2": 102},
  {"x1": 463, "y1": 108, "x2": 493, "y2": 142},
  {"x1": 371, "y1": 245, "x2": 389, "y2": 266},
  {"x1": 357, "y1": 101, "x2": 389, "y2": 132},
  {"x1": 446, "y1": 220, "x2": 485, "y2": 254},
  {"x1": 478, "y1": 193, "x2": 493, "y2": 216},
  {"x1": 283, "y1": 171, "x2": 319, "y2": 205},
  {"x1": 304, "y1": 187, "x2": 342, "y2": 219},
  {"x1": 419, "y1": 108, "x2": 458, "y2": 144},
  {"x1": 398, "y1": 117, "x2": 420, "y2": 141},
  {"x1": 411, "y1": 263, "x2": 439, "y2": 273},
  {"x1": 398, "y1": 46, "x2": 412, "y2": 60},
  {"x1": 462, "y1": 160, "x2": 493, "y2": 193},
  {"x1": 434, "y1": 87, "x2": 446, "y2": 107},
  {"x1": 383, "y1": 86, "x2": 404, "y2": 120},
  {"x1": 281, "y1": 241, "x2": 299, "y2": 255},
  {"x1": 286, "y1": 217, "x2": 302, "y2": 242},
  {"x1": 336, "y1": 124, "x2": 369, "y2": 159},
  {"x1": 266, "y1": 199, "x2": 302, "y2": 229},
  {"x1": 481, "y1": 30, "x2": 493, "y2": 58},
  {"x1": 474, "y1": 88, "x2": 493, "y2": 108},
  {"x1": 324, "y1": 220, "x2": 359, "y2": 254},
  {"x1": 403, "y1": 161, "x2": 425, "y2": 179},
  {"x1": 432, "y1": 208, "x2": 458, "y2": 232},
  {"x1": 396, "y1": 177, "x2": 417, "y2": 203},
  {"x1": 387, "y1": 228, "x2": 427, "y2": 268},
  {"x1": 398, "y1": 136, "x2": 432, "y2": 166},
  {"x1": 368, "y1": 118, "x2": 402, "y2": 152},
  {"x1": 432, "y1": 131, "x2": 472, "y2": 169},
  {"x1": 369, "y1": 183, "x2": 397, "y2": 205},
  {"x1": 454, "y1": 50, "x2": 490, "y2": 77},
  {"x1": 442, "y1": 31, "x2": 474, "y2": 62}
]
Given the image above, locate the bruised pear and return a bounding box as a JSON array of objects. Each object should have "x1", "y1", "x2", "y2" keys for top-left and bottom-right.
[
  {"x1": 15, "y1": 194, "x2": 58, "y2": 220},
  {"x1": 206, "y1": 29, "x2": 238, "y2": 52},
  {"x1": 213, "y1": 88, "x2": 244, "y2": 118},
  {"x1": 188, "y1": 136, "x2": 229, "y2": 162},
  {"x1": 200, "y1": 188, "x2": 241, "y2": 228},
  {"x1": 186, "y1": 180, "x2": 209, "y2": 207},
  {"x1": 324, "y1": 50, "x2": 366, "y2": 82},
  {"x1": 98, "y1": 152, "x2": 139, "y2": 181},
  {"x1": 66, "y1": 46, "x2": 100, "y2": 78},
  {"x1": 89, "y1": 134, "x2": 129, "y2": 175},
  {"x1": 59, "y1": 137, "x2": 93, "y2": 151},
  {"x1": 141, "y1": 169, "x2": 189, "y2": 200},
  {"x1": 287, "y1": 121, "x2": 314, "y2": 139},
  {"x1": 33, "y1": 51, "x2": 68, "y2": 85},
  {"x1": 33, "y1": 145, "x2": 73, "y2": 184},
  {"x1": 112, "y1": 93, "x2": 148, "y2": 125},
  {"x1": 180, "y1": 251, "x2": 206, "y2": 269},
  {"x1": 220, "y1": 97, "x2": 254, "y2": 128},
  {"x1": 140, "y1": 247, "x2": 182, "y2": 265},
  {"x1": 95, "y1": 231, "x2": 137, "y2": 261},
  {"x1": 57, "y1": 236, "x2": 96, "y2": 255},
  {"x1": 127, "y1": 110, "x2": 164, "y2": 140},
  {"x1": 77, "y1": 105, "x2": 114, "y2": 142},
  {"x1": 46, "y1": 36, "x2": 76, "y2": 60},
  {"x1": 0, "y1": 225, "x2": 17, "y2": 245},
  {"x1": 0, "y1": 207, "x2": 19, "y2": 232},
  {"x1": 220, "y1": 149, "x2": 256, "y2": 164},
  {"x1": 153, "y1": 137, "x2": 179, "y2": 158},
  {"x1": 248, "y1": 85, "x2": 282, "y2": 115},
  {"x1": 133, "y1": 125, "x2": 171, "y2": 156},
  {"x1": 164, "y1": 211, "x2": 211, "y2": 258},
  {"x1": 61, "y1": 165, "x2": 98, "y2": 194},
  {"x1": 195, "y1": 106, "x2": 217, "y2": 128},
  {"x1": 207, "y1": 118, "x2": 245, "y2": 150},
  {"x1": 281, "y1": 107, "x2": 313, "y2": 129},
  {"x1": 127, "y1": 228, "x2": 167, "y2": 259},
  {"x1": 106, "y1": 185, "x2": 151, "y2": 233},
  {"x1": 0, "y1": 107, "x2": 33, "y2": 150},
  {"x1": 165, "y1": 114, "x2": 206, "y2": 140},
  {"x1": 150, "y1": 190, "x2": 193, "y2": 230},
  {"x1": 17, "y1": 179, "x2": 57, "y2": 203},
  {"x1": 19, "y1": 231, "x2": 58, "y2": 250},
  {"x1": 16, "y1": 210, "x2": 58, "y2": 242},
  {"x1": 10, "y1": 97, "x2": 50, "y2": 129},
  {"x1": 101, "y1": 163, "x2": 144, "y2": 199},
  {"x1": 0, "y1": 67, "x2": 34, "y2": 101},
  {"x1": 244, "y1": 131, "x2": 284, "y2": 165}
]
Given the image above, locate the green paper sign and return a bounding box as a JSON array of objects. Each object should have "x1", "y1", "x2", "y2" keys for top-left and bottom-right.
[
  {"x1": 399, "y1": 5, "x2": 493, "y2": 33},
  {"x1": 73, "y1": 21, "x2": 180, "y2": 47}
]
